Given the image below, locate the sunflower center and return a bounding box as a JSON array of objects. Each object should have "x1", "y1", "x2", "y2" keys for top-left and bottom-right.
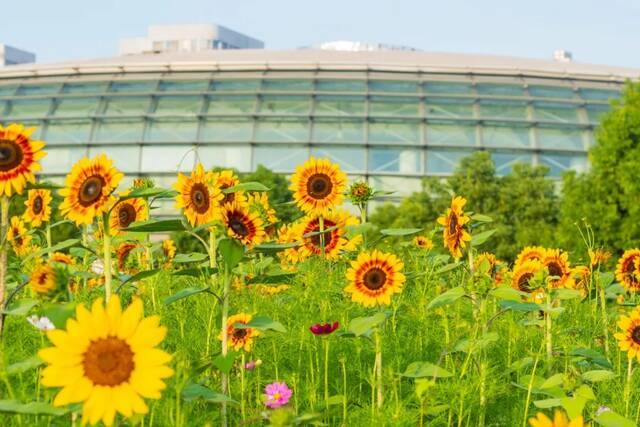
[
  {"x1": 220, "y1": 184, "x2": 235, "y2": 205},
  {"x1": 632, "y1": 326, "x2": 640, "y2": 345},
  {"x1": 309, "y1": 220, "x2": 336, "y2": 249},
  {"x1": 228, "y1": 214, "x2": 249, "y2": 237},
  {"x1": 37, "y1": 272, "x2": 48, "y2": 285},
  {"x1": 448, "y1": 212, "x2": 458, "y2": 236},
  {"x1": 0, "y1": 139, "x2": 24, "y2": 172},
  {"x1": 624, "y1": 258, "x2": 639, "y2": 284},
  {"x1": 517, "y1": 272, "x2": 533, "y2": 292},
  {"x1": 363, "y1": 268, "x2": 387, "y2": 291},
  {"x1": 32, "y1": 196, "x2": 44, "y2": 215},
  {"x1": 547, "y1": 262, "x2": 563, "y2": 278},
  {"x1": 83, "y1": 337, "x2": 134, "y2": 386},
  {"x1": 78, "y1": 176, "x2": 106, "y2": 207},
  {"x1": 307, "y1": 174, "x2": 333, "y2": 200},
  {"x1": 233, "y1": 328, "x2": 248, "y2": 339},
  {"x1": 190, "y1": 183, "x2": 210, "y2": 214},
  {"x1": 118, "y1": 203, "x2": 137, "y2": 228}
]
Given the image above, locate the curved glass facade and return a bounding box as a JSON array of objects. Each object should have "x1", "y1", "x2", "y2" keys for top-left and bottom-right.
[{"x1": 0, "y1": 69, "x2": 621, "y2": 212}]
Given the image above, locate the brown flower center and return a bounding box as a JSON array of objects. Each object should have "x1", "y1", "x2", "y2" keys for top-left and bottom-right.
[
  {"x1": 624, "y1": 258, "x2": 639, "y2": 285},
  {"x1": 632, "y1": 326, "x2": 640, "y2": 345},
  {"x1": 517, "y1": 272, "x2": 533, "y2": 292},
  {"x1": 190, "y1": 183, "x2": 210, "y2": 214},
  {"x1": 363, "y1": 267, "x2": 387, "y2": 291},
  {"x1": 448, "y1": 212, "x2": 458, "y2": 236},
  {"x1": 32, "y1": 195, "x2": 44, "y2": 215},
  {"x1": 308, "y1": 220, "x2": 336, "y2": 249},
  {"x1": 83, "y1": 337, "x2": 134, "y2": 386},
  {"x1": 0, "y1": 139, "x2": 24, "y2": 172},
  {"x1": 547, "y1": 261, "x2": 563, "y2": 278},
  {"x1": 307, "y1": 174, "x2": 333, "y2": 200},
  {"x1": 78, "y1": 176, "x2": 105, "y2": 207},
  {"x1": 118, "y1": 203, "x2": 137, "y2": 228},
  {"x1": 233, "y1": 328, "x2": 248, "y2": 339},
  {"x1": 228, "y1": 213, "x2": 249, "y2": 237},
  {"x1": 220, "y1": 184, "x2": 235, "y2": 205}
]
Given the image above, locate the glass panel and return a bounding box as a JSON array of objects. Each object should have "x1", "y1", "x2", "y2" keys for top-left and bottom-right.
[
  {"x1": 262, "y1": 79, "x2": 313, "y2": 92},
  {"x1": 198, "y1": 145, "x2": 252, "y2": 172},
  {"x1": 40, "y1": 146, "x2": 87, "y2": 173},
  {"x1": 88, "y1": 145, "x2": 140, "y2": 172},
  {"x1": 539, "y1": 153, "x2": 588, "y2": 177},
  {"x1": 146, "y1": 119, "x2": 198, "y2": 142},
  {"x1": 45, "y1": 120, "x2": 92, "y2": 144},
  {"x1": 586, "y1": 105, "x2": 610, "y2": 124},
  {"x1": 154, "y1": 96, "x2": 203, "y2": 114},
  {"x1": 0, "y1": 85, "x2": 18, "y2": 96},
  {"x1": 316, "y1": 80, "x2": 366, "y2": 92},
  {"x1": 491, "y1": 151, "x2": 533, "y2": 175},
  {"x1": 17, "y1": 84, "x2": 61, "y2": 95},
  {"x1": 0, "y1": 100, "x2": 7, "y2": 116},
  {"x1": 211, "y1": 80, "x2": 261, "y2": 92},
  {"x1": 476, "y1": 83, "x2": 525, "y2": 97},
  {"x1": 426, "y1": 148, "x2": 475, "y2": 174},
  {"x1": 207, "y1": 95, "x2": 256, "y2": 114},
  {"x1": 315, "y1": 96, "x2": 365, "y2": 116},
  {"x1": 312, "y1": 119, "x2": 364, "y2": 143},
  {"x1": 252, "y1": 145, "x2": 309, "y2": 171},
  {"x1": 426, "y1": 124, "x2": 476, "y2": 146},
  {"x1": 254, "y1": 118, "x2": 308, "y2": 142},
  {"x1": 369, "y1": 148, "x2": 421, "y2": 173},
  {"x1": 109, "y1": 81, "x2": 157, "y2": 93},
  {"x1": 62, "y1": 82, "x2": 109, "y2": 94},
  {"x1": 7, "y1": 99, "x2": 52, "y2": 118},
  {"x1": 529, "y1": 85, "x2": 575, "y2": 99},
  {"x1": 369, "y1": 120, "x2": 420, "y2": 144},
  {"x1": 479, "y1": 100, "x2": 528, "y2": 119},
  {"x1": 426, "y1": 98, "x2": 474, "y2": 119},
  {"x1": 579, "y1": 88, "x2": 620, "y2": 101},
  {"x1": 370, "y1": 96, "x2": 419, "y2": 117},
  {"x1": 94, "y1": 119, "x2": 144, "y2": 142},
  {"x1": 258, "y1": 95, "x2": 311, "y2": 114},
  {"x1": 200, "y1": 119, "x2": 253, "y2": 142},
  {"x1": 424, "y1": 81, "x2": 473, "y2": 94},
  {"x1": 310, "y1": 146, "x2": 366, "y2": 172},
  {"x1": 140, "y1": 145, "x2": 196, "y2": 173},
  {"x1": 482, "y1": 125, "x2": 530, "y2": 148},
  {"x1": 537, "y1": 127, "x2": 585, "y2": 150},
  {"x1": 103, "y1": 97, "x2": 150, "y2": 115},
  {"x1": 369, "y1": 176, "x2": 421, "y2": 196},
  {"x1": 53, "y1": 97, "x2": 100, "y2": 117},
  {"x1": 159, "y1": 80, "x2": 209, "y2": 92},
  {"x1": 534, "y1": 102, "x2": 580, "y2": 123},
  {"x1": 369, "y1": 80, "x2": 419, "y2": 93}
]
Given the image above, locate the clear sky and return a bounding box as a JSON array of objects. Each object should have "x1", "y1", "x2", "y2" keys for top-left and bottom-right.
[{"x1": 3, "y1": 0, "x2": 640, "y2": 68}]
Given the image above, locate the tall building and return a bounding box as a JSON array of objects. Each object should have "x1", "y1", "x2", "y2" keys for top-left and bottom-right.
[
  {"x1": 119, "y1": 24, "x2": 264, "y2": 56},
  {"x1": 0, "y1": 44, "x2": 35, "y2": 66}
]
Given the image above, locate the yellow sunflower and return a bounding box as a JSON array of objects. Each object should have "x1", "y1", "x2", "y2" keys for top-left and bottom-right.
[
  {"x1": 109, "y1": 196, "x2": 148, "y2": 235},
  {"x1": 512, "y1": 260, "x2": 543, "y2": 294},
  {"x1": 51, "y1": 252, "x2": 75, "y2": 265},
  {"x1": 174, "y1": 163, "x2": 223, "y2": 226},
  {"x1": 59, "y1": 155, "x2": 123, "y2": 226},
  {"x1": 29, "y1": 264, "x2": 57, "y2": 295},
  {"x1": 413, "y1": 236, "x2": 434, "y2": 250},
  {"x1": 7, "y1": 215, "x2": 32, "y2": 256},
  {"x1": 541, "y1": 249, "x2": 573, "y2": 288},
  {"x1": 345, "y1": 250, "x2": 405, "y2": 307},
  {"x1": 296, "y1": 209, "x2": 360, "y2": 260},
  {"x1": 529, "y1": 410, "x2": 583, "y2": 427},
  {"x1": 221, "y1": 313, "x2": 261, "y2": 352},
  {"x1": 213, "y1": 169, "x2": 242, "y2": 206},
  {"x1": 475, "y1": 252, "x2": 504, "y2": 280},
  {"x1": 569, "y1": 265, "x2": 590, "y2": 296},
  {"x1": 436, "y1": 196, "x2": 471, "y2": 259},
  {"x1": 515, "y1": 246, "x2": 547, "y2": 268},
  {"x1": 615, "y1": 306, "x2": 640, "y2": 361},
  {"x1": 247, "y1": 191, "x2": 278, "y2": 225},
  {"x1": 289, "y1": 157, "x2": 347, "y2": 215},
  {"x1": 162, "y1": 239, "x2": 176, "y2": 261},
  {"x1": 221, "y1": 201, "x2": 266, "y2": 248},
  {"x1": 39, "y1": 296, "x2": 173, "y2": 426},
  {"x1": 589, "y1": 248, "x2": 611, "y2": 269},
  {"x1": 24, "y1": 188, "x2": 52, "y2": 227},
  {"x1": 116, "y1": 242, "x2": 139, "y2": 273},
  {"x1": 0, "y1": 123, "x2": 46, "y2": 196},
  {"x1": 616, "y1": 249, "x2": 640, "y2": 292},
  {"x1": 277, "y1": 224, "x2": 304, "y2": 265}
]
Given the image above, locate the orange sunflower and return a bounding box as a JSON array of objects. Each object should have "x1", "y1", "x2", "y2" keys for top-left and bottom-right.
[
  {"x1": 512, "y1": 260, "x2": 543, "y2": 294},
  {"x1": 615, "y1": 306, "x2": 640, "y2": 361},
  {"x1": 436, "y1": 196, "x2": 471, "y2": 259},
  {"x1": 109, "y1": 196, "x2": 148, "y2": 235},
  {"x1": 7, "y1": 215, "x2": 32, "y2": 256},
  {"x1": 589, "y1": 248, "x2": 611, "y2": 270},
  {"x1": 221, "y1": 201, "x2": 266, "y2": 248},
  {"x1": 59, "y1": 155, "x2": 123, "y2": 225},
  {"x1": 413, "y1": 236, "x2": 434, "y2": 250},
  {"x1": 174, "y1": 164, "x2": 223, "y2": 226},
  {"x1": 289, "y1": 157, "x2": 347, "y2": 215},
  {"x1": 213, "y1": 169, "x2": 242, "y2": 206},
  {"x1": 345, "y1": 250, "x2": 405, "y2": 307},
  {"x1": 515, "y1": 246, "x2": 547, "y2": 267},
  {"x1": 0, "y1": 123, "x2": 46, "y2": 196},
  {"x1": 296, "y1": 209, "x2": 360, "y2": 260},
  {"x1": 116, "y1": 242, "x2": 139, "y2": 273},
  {"x1": 221, "y1": 313, "x2": 261, "y2": 352},
  {"x1": 24, "y1": 188, "x2": 52, "y2": 227},
  {"x1": 51, "y1": 252, "x2": 75, "y2": 265},
  {"x1": 616, "y1": 249, "x2": 640, "y2": 292},
  {"x1": 541, "y1": 249, "x2": 573, "y2": 289},
  {"x1": 162, "y1": 240, "x2": 176, "y2": 261}
]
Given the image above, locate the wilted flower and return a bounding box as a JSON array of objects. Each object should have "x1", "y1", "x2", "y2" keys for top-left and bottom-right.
[
  {"x1": 133, "y1": 177, "x2": 155, "y2": 189},
  {"x1": 347, "y1": 181, "x2": 374, "y2": 205},
  {"x1": 309, "y1": 322, "x2": 339, "y2": 336},
  {"x1": 264, "y1": 381, "x2": 292, "y2": 409},
  {"x1": 589, "y1": 248, "x2": 611, "y2": 269},
  {"x1": 244, "y1": 359, "x2": 262, "y2": 370},
  {"x1": 413, "y1": 236, "x2": 433, "y2": 250},
  {"x1": 27, "y1": 315, "x2": 55, "y2": 331}
]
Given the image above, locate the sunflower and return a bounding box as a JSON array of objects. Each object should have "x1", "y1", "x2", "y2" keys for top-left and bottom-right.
[
  {"x1": 254, "y1": 284, "x2": 290, "y2": 296},
  {"x1": 529, "y1": 410, "x2": 583, "y2": 427},
  {"x1": 345, "y1": 250, "x2": 405, "y2": 307},
  {"x1": 24, "y1": 188, "x2": 52, "y2": 227},
  {"x1": 289, "y1": 157, "x2": 347, "y2": 215},
  {"x1": 221, "y1": 201, "x2": 266, "y2": 248},
  {"x1": 29, "y1": 264, "x2": 57, "y2": 295},
  {"x1": 222, "y1": 313, "x2": 261, "y2": 352},
  {"x1": 59, "y1": 155, "x2": 123, "y2": 226},
  {"x1": 297, "y1": 209, "x2": 359, "y2": 260},
  {"x1": 515, "y1": 246, "x2": 547, "y2": 268},
  {"x1": 109, "y1": 196, "x2": 148, "y2": 235},
  {"x1": 541, "y1": 249, "x2": 573, "y2": 288},
  {"x1": 162, "y1": 240, "x2": 176, "y2": 261},
  {"x1": 116, "y1": 242, "x2": 139, "y2": 273},
  {"x1": 475, "y1": 252, "x2": 504, "y2": 281},
  {"x1": 247, "y1": 192, "x2": 278, "y2": 225},
  {"x1": 512, "y1": 260, "x2": 543, "y2": 294},
  {"x1": 436, "y1": 196, "x2": 471, "y2": 259},
  {"x1": 7, "y1": 215, "x2": 32, "y2": 256},
  {"x1": 413, "y1": 236, "x2": 434, "y2": 250},
  {"x1": 615, "y1": 306, "x2": 640, "y2": 361},
  {"x1": 174, "y1": 163, "x2": 223, "y2": 226},
  {"x1": 39, "y1": 296, "x2": 173, "y2": 426},
  {"x1": 616, "y1": 250, "x2": 640, "y2": 292},
  {"x1": 569, "y1": 266, "x2": 590, "y2": 297},
  {"x1": 51, "y1": 252, "x2": 75, "y2": 265},
  {"x1": 0, "y1": 123, "x2": 46, "y2": 196},
  {"x1": 277, "y1": 224, "x2": 304, "y2": 265},
  {"x1": 213, "y1": 169, "x2": 242, "y2": 206},
  {"x1": 589, "y1": 248, "x2": 611, "y2": 269}
]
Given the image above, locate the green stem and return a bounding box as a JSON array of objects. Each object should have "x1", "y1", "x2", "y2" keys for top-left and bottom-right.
[
  {"x1": 599, "y1": 281, "x2": 610, "y2": 359},
  {"x1": 209, "y1": 231, "x2": 217, "y2": 269},
  {"x1": 102, "y1": 214, "x2": 112, "y2": 302},
  {"x1": 45, "y1": 222, "x2": 52, "y2": 258},
  {"x1": 220, "y1": 265, "x2": 230, "y2": 427},
  {"x1": 626, "y1": 358, "x2": 634, "y2": 417},
  {"x1": 340, "y1": 357, "x2": 347, "y2": 424},
  {"x1": 324, "y1": 339, "x2": 330, "y2": 407},
  {"x1": 0, "y1": 196, "x2": 8, "y2": 334},
  {"x1": 240, "y1": 353, "x2": 246, "y2": 421},
  {"x1": 374, "y1": 328, "x2": 383, "y2": 410},
  {"x1": 319, "y1": 215, "x2": 326, "y2": 257}
]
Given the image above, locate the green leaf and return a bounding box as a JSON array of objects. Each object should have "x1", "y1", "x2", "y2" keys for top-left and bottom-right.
[
  {"x1": 553, "y1": 288, "x2": 582, "y2": 300},
  {"x1": 172, "y1": 267, "x2": 217, "y2": 278},
  {"x1": 212, "y1": 351, "x2": 238, "y2": 374},
  {"x1": 123, "y1": 219, "x2": 186, "y2": 233},
  {"x1": 470, "y1": 214, "x2": 493, "y2": 223},
  {"x1": 424, "y1": 404, "x2": 449, "y2": 416},
  {"x1": 435, "y1": 263, "x2": 460, "y2": 274},
  {"x1": 223, "y1": 182, "x2": 270, "y2": 193},
  {"x1": 581, "y1": 369, "x2": 616, "y2": 382},
  {"x1": 570, "y1": 348, "x2": 613, "y2": 369},
  {"x1": 253, "y1": 242, "x2": 300, "y2": 253},
  {"x1": 119, "y1": 269, "x2": 161, "y2": 286},
  {"x1": 0, "y1": 400, "x2": 68, "y2": 415},
  {"x1": 6, "y1": 356, "x2": 43, "y2": 375},
  {"x1": 218, "y1": 238, "x2": 244, "y2": 270},
  {"x1": 41, "y1": 302, "x2": 77, "y2": 329},
  {"x1": 2, "y1": 298, "x2": 38, "y2": 316},
  {"x1": 121, "y1": 187, "x2": 175, "y2": 200},
  {"x1": 235, "y1": 315, "x2": 286, "y2": 333},
  {"x1": 173, "y1": 253, "x2": 209, "y2": 263},
  {"x1": 471, "y1": 229, "x2": 497, "y2": 247},
  {"x1": 453, "y1": 332, "x2": 499, "y2": 353},
  {"x1": 182, "y1": 383, "x2": 235, "y2": 403},
  {"x1": 561, "y1": 395, "x2": 587, "y2": 421},
  {"x1": 22, "y1": 239, "x2": 81, "y2": 264},
  {"x1": 347, "y1": 312, "x2": 387, "y2": 337},
  {"x1": 380, "y1": 228, "x2": 422, "y2": 236},
  {"x1": 164, "y1": 287, "x2": 209, "y2": 305},
  {"x1": 498, "y1": 300, "x2": 540, "y2": 312},
  {"x1": 533, "y1": 398, "x2": 562, "y2": 408},
  {"x1": 427, "y1": 287, "x2": 465, "y2": 310},
  {"x1": 490, "y1": 287, "x2": 527, "y2": 301},
  {"x1": 594, "y1": 411, "x2": 636, "y2": 427},
  {"x1": 598, "y1": 271, "x2": 615, "y2": 287},
  {"x1": 401, "y1": 362, "x2": 453, "y2": 378},
  {"x1": 539, "y1": 373, "x2": 564, "y2": 389},
  {"x1": 246, "y1": 272, "x2": 296, "y2": 284},
  {"x1": 326, "y1": 395, "x2": 345, "y2": 406}
]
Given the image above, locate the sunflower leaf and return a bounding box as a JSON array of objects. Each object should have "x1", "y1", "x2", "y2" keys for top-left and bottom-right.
[
  {"x1": 0, "y1": 400, "x2": 69, "y2": 415},
  {"x1": 164, "y1": 287, "x2": 210, "y2": 305},
  {"x1": 6, "y1": 356, "x2": 43, "y2": 375},
  {"x1": 223, "y1": 182, "x2": 270, "y2": 193},
  {"x1": 218, "y1": 238, "x2": 244, "y2": 270},
  {"x1": 581, "y1": 369, "x2": 617, "y2": 382},
  {"x1": 471, "y1": 229, "x2": 497, "y2": 247},
  {"x1": 22, "y1": 239, "x2": 81, "y2": 264},
  {"x1": 570, "y1": 348, "x2": 612, "y2": 369},
  {"x1": 347, "y1": 312, "x2": 387, "y2": 337},
  {"x1": 119, "y1": 269, "x2": 161, "y2": 287},
  {"x1": 182, "y1": 382, "x2": 236, "y2": 403},
  {"x1": 120, "y1": 187, "x2": 175, "y2": 200},
  {"x1": 427, "y1": 287, "x2": 465, "y2": 310},
  {"x1": 173, "y1": 253, "x2": 209, "y2": 263},
  {"x1": 1, "y1": 299, "x2": 38, "y2": 316},
  {"x1": 123, "y1": 219, "x2": 186, "y2": 233},
  {"x1": 594, "y1": 410, "x2": 636, "y2": 427},
  {"x1": 401, "y1": 362, "x2": 453, "y2": 378},
  {"x1": 235, "y1": 315, "x2": 286, "y2": 333},
  {"x1": 498, "y1": 300, "x2": 540, "y2": 312},
  {"x1": 41, "y1": 302, "x2": 77, "y2": 329},
  {"x1": 212, "y1": 351, "x2": 239, "y2": 374},
  {"x1": 380, "y1": 228, "x2": 422, "y2": 237}
]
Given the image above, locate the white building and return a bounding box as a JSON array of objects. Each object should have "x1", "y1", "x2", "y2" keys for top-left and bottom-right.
[
  {"x1": 0, "y1": 44, "x2": 35, "y2": 66},
  {"x1": 119, "y1": 24, "x2": 264, "y2": 56}
]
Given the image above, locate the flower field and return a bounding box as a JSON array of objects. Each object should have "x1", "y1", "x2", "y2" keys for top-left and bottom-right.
[{"x1": 1, "y1": 121, "x2": 640, "y2": 427}]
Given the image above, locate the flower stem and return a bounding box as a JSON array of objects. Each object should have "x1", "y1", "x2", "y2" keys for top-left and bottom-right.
[
  {"x1": 102, "y1": 214, "x2": 112, "y2": 302},
  {"x1": 626, "y1": 358, "x2": 634, "y2": 417},
  {"x1": 319, "y1": 215, "x2": 326, "y2": 257},
  {"x1": 220, "y1": 264, "x2": 230, "y2": 427},
  {"x1": 0, "y1": 196, "x2": 8, "y2": 334},
  {"x1": 324, "y1": 339, "x2": 330, "y2": 407},
  {"x1": 240, "y1": 353, "x2": 246, "y2": 421},
  {"x1": 374, "y1": 328, "x2": 383, "y2": 410},
  {"x1": 340, "y1": 357, "x2": 347, "y2": 424},
  {"x1": 45, "y1": 222, "x2": 52, "y2": 259},
  {"x1": 599, "y1": 281, "x2": 610, "y2": 359},
  {"x1": 545, "y1": 285, "x2": 553, "y2": 363},
  {"x1": 209, "y1": 231, "x2": 217, "y2": 269}
]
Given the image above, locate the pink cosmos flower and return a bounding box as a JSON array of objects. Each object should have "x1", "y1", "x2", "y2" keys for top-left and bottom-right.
[
  {"x1": 264, "y1": 381, "x2": 292, "y2": 409},
  {"x1": 309, "y1": 322, "x2": 339, "y2": 336}
]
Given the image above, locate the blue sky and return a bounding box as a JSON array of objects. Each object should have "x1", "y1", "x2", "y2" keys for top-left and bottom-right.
[{"x1": 3, "y1": 0, "x2": 640, "y2": 67}]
